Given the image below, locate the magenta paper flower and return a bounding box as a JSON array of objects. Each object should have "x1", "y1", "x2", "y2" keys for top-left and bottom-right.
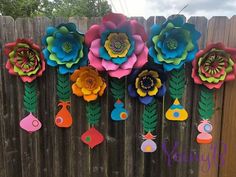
[{"x1": 85, "y1": 12, "x2": 148, "y2": 78}]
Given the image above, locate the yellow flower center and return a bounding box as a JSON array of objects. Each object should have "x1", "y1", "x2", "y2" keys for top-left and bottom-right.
[{"x1": 104, "y1": 32, "x2": 131, "y2": 58}]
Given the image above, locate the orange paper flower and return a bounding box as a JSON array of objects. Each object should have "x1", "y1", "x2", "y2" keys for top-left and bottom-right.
[{"x1": 71, "y1": 67, "x2": 106, "y2": 102}]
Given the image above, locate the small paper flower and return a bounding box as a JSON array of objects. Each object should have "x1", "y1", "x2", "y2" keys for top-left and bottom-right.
[
  {"x1": 149, "y1": 16, "x2": 201, "y2": 71},
  {"x1": 42, "y1": 23, "x2": 87, "y2": 74},
  {"x1": 192, "y1": 43, "x2": 236, "y2": 89},
  {"x1": 85, "y1": 12, "x2": 148, "y2": 78},
  {"x1": 70, "y1": 66, "x2": 106, "y2": 102},
  {"x1": 128, "y1": 64, "x2": 167, "y2": 105},
  {"x1": 4, "y1": 39, "x2": 45, "y2": 82}
]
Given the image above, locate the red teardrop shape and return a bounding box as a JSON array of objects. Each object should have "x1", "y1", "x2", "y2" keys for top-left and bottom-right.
[{"x1": 81, "y1": 127, "x2": 104, "y2": 149}]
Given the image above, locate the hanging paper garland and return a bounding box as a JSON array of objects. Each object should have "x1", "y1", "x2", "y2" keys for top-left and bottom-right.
[
  {"x1": 148, "y1": 16, "x2": 201, "y2": 122},
  {"x1": 192, "y1": 43, "x2": 236, "y2": 144},
  {"x1": 4, "y1": 39, "x2": 45, "y2": 133},
  {"x1": 42, "y1": 23, "x2": 87, "y2": 128},
  {"x1": 165, "y1": 67, "x2": 188, "y2": 121},
  {"x1": 85, "y1": 12, "x2": 149, "y2": 121},
  {"x1": 141, "y1": 100, "x2": 158, "y2": 152},
  {"x1": 128, "y1": 64, "x2": 167, "y2": 152},
  {"x1": 71, "y1": 66, "x2": 106, "y2": 148},
  {"x1": 110, "y1": 78, "x2": 128, "y2": 121}
]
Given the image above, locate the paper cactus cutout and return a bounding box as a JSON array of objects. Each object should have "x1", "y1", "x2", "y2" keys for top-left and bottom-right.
[
  {"x1": 81, "y1": 127, "x2": 104, "y2": 148},
  {"x1": 57, "y1": 73, "x2": 71, "y2": 101},
  {"x1": 24, "y1": 82, "x2": 37, "y2": 113},
  {"x1": 196, "y1": 120, "x2": 213, "y2": 144},
  {"x1": 86, "y1": 101, "x2": 101, "y2": 125},
  {"x1": 19, "y1": 113, "x2": 42, "y2": 133},
  {"x1": 166, "y1": 98, "x2": 188, "y2": 121},
  {"x1": 110, "y1": 78, "x2": 128, "y2": 121},
  {"x1": 141, "y1": 132, "x2": 157, "y2": 153},
  {"x1": 55, "y1": 101, "x2": 72, "y2": 128},
  {"x1": 142, "y1": 100, "x2": 158, "y2": 132},
  {"x1": 166, "y1": 67, "x2": 188, "y2": 121},
  {"x1": 111, "y1": 99, "x2": 128, "y2": 121}
]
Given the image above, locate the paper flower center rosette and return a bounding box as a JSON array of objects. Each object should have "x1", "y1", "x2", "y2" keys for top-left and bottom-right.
[
  {"x1": 191, "y1": 43, "x2": 236, "y2": 144},
  {"x1": 71, "y1": 67, "x2": 106, "y2": 148},
  {"x1": 4, "y1": 39, "x2": 45, "y2": 133}
]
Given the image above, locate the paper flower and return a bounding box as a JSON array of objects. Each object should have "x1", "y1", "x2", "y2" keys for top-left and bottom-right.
[
  {"x1": 4, "y1": 38, "x2": 45, "y2": 82},
  {"x1": 192, "y1": 43, "x2": 236, "y2": 89},
  {"x1": 85, "y1": 12, "x2": 148, "y2": 78},
  {"x1": 149, "y1": 16, "x2": 201, "y2": 71},
  {"x1": 42, "y1": 23, "x2": 87, "y2": 74},
  {"x1": 70, "y1": 66, "x2": 106, "y2": 102},
  {"x1": 128, "y1": 64, "x2": 167, "y2": 105}
]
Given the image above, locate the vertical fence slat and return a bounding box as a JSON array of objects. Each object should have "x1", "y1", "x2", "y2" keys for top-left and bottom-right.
[
  {"x1": 187, "y1": 16, "x2": 208, "y2": 177},
  {"x1": 219, "y1": 15, "x2": 236, "y2": 177},
  {"x1": 198, "y1": 16, "x2": 230, "y2": 177}
]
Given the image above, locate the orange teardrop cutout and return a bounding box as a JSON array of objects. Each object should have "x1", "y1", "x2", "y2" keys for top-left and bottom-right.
[{"x1": 55, "y1": 101, "x2": 73, "y2": 128}]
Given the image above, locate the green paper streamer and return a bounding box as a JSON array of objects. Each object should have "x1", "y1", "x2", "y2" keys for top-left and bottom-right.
[
  {"x1": 169, "y1": 67, "x2": 185, "y2": 99},
  {"x1": 110, "y1": 78, "x2": 125, "y2": 100},
  {"x1": 142, "y1": 100, "x2": 158, "y2": 133},
  {"x1": 198, "y1": 87, "x2": 214, "y2": 120},
  {"x1": 86, "y1": 101, "x2": 101, "y2": 125},
  {"x1": 57, "y1": 73, "x2": 71, "y2": 101},
  {"x1": 24, "y1": 81, "x2": 37, "y2": 113}
]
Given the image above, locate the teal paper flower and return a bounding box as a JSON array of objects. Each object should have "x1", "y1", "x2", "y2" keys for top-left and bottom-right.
[
  {"x1": 149, "y1": 17, "x2": 201, "y2": 71},
  {"x1": 42, "y1": 23, "x2": 87, "y2": 74}
]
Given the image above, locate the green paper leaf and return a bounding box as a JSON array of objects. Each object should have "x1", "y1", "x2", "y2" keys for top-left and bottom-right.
[
  {"x1": 86, "y1": 101, "x2": 101, "y2": 125},
  {"x1": 142, "y1": 100, "x2": 158, "y2": 133},
  {"x1": 24, "y1": 81, "x2": 37, "y2": 113},
  {"x1": 198, "y1": 87, "x2": 214, "y2": 119},
  {"x1": 110, "y1": 78, "x2": 125, "y2": 100},
  {"x1": 169, "y1": 67, "x2": 186, "y2": 99},
  {"x1": 57, "y1": 73, "x2": 71, "y2": 101}
]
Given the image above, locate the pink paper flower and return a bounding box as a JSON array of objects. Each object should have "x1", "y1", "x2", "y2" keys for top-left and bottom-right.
[
  {"x1": 85, "y1": 12, "x2": 148, "y2": 78},
  {"x1": 192, "y1": 43, "x2": 236, "y2": 89}
]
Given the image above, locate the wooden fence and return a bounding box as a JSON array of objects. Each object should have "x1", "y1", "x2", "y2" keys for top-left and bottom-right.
[{"x1": 0, "y1": 15, "x2": 236, "y2": 177}]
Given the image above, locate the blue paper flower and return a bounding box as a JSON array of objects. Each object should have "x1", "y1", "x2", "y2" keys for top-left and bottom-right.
[
  {"x1": 42, "y1": 23, "x2": 87, "y2": 74},
  {"x1": 149, "y1": 16, "x2": 201, "y2": 71},
  {"x1": 128, "y1": 63, "x2": 167, "y2": 105}
]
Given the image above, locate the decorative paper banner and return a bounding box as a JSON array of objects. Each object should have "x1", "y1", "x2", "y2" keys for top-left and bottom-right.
[
  {"x1": 42, "y1": 23, "x2": 88, "y2": 128},
  {"x1": 71, "y1": 66, "x2": 106, "y2": 148},
  {"x1": 197, "y1": 87, "x2": 214, "y2": 144},
  {"x1": 55, "y1": 73, "x2": 72, "y2": 128},
  {"x1": 81, "y1": 101, "x2": 104, "y2": 148},
  {"x1": 110, "y1": 78, "x2": 128, "y2": 121},
  {"x1": 166, "y1": 67, "x2": 188, "y2": 121},
  {"x1": 191, "y1": 43, "x2": 236, "y2": 144},
  {"x1": 4, "y1": 39, "x2": 45, "y2": 133},
  {"x1": 141, "y1": 100, "x2": 157, "y2": 153}
]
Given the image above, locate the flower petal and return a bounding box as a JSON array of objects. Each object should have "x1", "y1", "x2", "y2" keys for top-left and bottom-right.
[
  {"x1": 134, "y1": 47, "x2": 148, "y2": 68},
  {"x1": 139, "y1": 96, "x2": 153, "y2": 105},
  {"x1": 85, "y1": 25, "x2": 100, "y2": 46},
  {"x1": 88, "y1": 52, "x2": 104, "y2": 71},
  {"x1": 128, "y1": 85, "x2": 138, "y2": 97},
  {"x1": 102, "y1": 60, "x2": 119, "y2": 71},
  {"x1": 102, "y1": 12, "x2": 126, "y2": 26},
  {"x1": 84, "y1": 94, "x2": 98, "y2": 102},
  {"x1": 130, "y1": 20, "x2": 147, "y2": 41},
  {"x1": 108, "y1": 68, "x2": 132, "y2": 78},
  {"x1": 133, "y1": 35, "x2": 145, "y2": 55},
  {"x1": 72, "y1": 84, "x2": 83, "y2": 96},
  {"x1": 90, "y1": 39, "x2": 101, "y2": 57},
  {"x1": 121, "y1": 54, "x2": 137, "y2": 69}
]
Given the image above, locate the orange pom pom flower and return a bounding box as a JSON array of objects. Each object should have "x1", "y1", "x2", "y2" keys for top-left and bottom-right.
[{"x1": 70, "y1": 66, "x2": 106, "y2": 102}]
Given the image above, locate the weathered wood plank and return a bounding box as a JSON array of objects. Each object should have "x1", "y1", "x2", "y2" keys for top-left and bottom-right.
[
  {"x1": 198, "y1": 16, "x2": 230, "y2": 177},
  {"x1": 219, "y1": 15, "x2": 236, "y2": 177},
  {"x1": 187, "y1": 16, "x2": 208, "y2": 177}
]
